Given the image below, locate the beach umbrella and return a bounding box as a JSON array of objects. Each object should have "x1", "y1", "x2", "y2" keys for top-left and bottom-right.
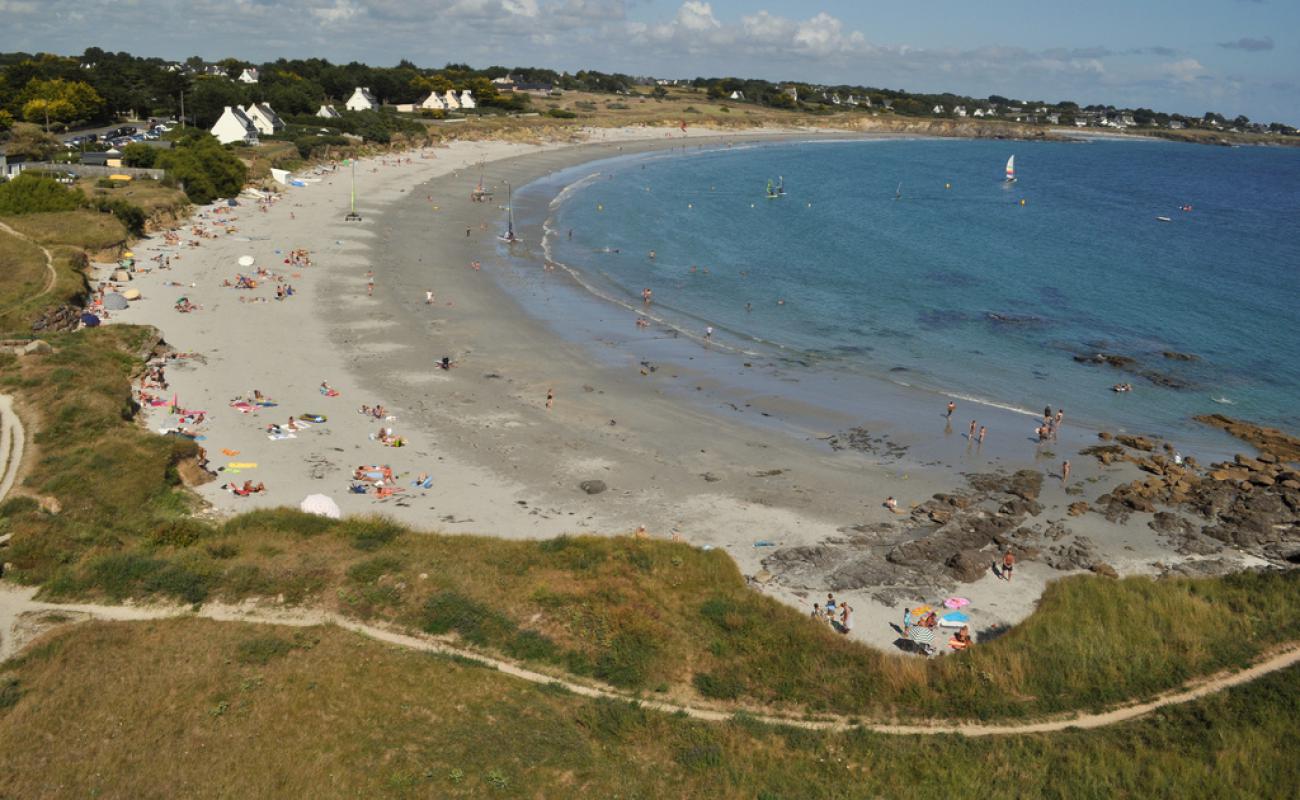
[
  {"x1": 103, "y1": 293, "x2": 129, "y2": 310},
  {"x1": 80, "y1": 313, "x2": 101, "y2": 327},
  {"x1": 907, "y1": 625, "x2": 936, "y2": 650},
  {"x1": 300, "y1": 494, "x2": 341, "y2": 519},
  {"x1": 238, "y1": 255, "x2": 255, "y2": 267}
]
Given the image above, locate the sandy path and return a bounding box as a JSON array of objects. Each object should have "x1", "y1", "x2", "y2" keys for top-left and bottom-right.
[
  {"x1": 2, "y1": 585, "x2": 1295, "y2": 737},
  {"x1": 0, "y1": 394, "x2": 24, "y2": 507}
]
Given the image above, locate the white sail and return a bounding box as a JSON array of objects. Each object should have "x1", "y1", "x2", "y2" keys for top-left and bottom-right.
[{"x1": 1005, "y1": 155, "x2": 1016, "y2": 181}]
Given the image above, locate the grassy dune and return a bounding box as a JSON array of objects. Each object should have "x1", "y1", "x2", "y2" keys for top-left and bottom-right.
[
  {"x1": 1, "y1": 617, "x2": 1297, "y2": 799},
  {"x1": 0, "y1": 230, "x2": 51, "y2": 330},
  {"x1": 3, "y1": 326, "x2": 1299, "y2": 724},
  {"x1": 0, "y1": 210, "x2": 127, "y2": 253}
]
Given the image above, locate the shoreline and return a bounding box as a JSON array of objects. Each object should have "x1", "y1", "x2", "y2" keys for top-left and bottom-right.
[{"x1": 105, "y1": 126, "x2": 1271, "y2": 652}]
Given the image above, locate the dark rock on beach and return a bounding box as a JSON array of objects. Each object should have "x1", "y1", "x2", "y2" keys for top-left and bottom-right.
[
  {"x1": 1194, "y1": 414, "x2": 1300, "y2": 462},
  {"x1": 579, "y1": 480, "x2": 607, "y2": 495},
  {"x1": 1161, "y1": 350, "x2": 1200, "y2": 362},
  {"x1": 1073, "y1": 352, "x2": 1136, "y2": 368}
]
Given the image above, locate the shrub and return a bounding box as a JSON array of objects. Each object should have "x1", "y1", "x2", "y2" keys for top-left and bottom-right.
[
  {"x1": 95, "y1": 178, "x2": 120, "y2": 189},
  {"x1": 340, "y1": 517, "x2": 404, "y2": 551},
  {"x1": 693, "y1": 670, "x2": 743, "y2": 700},
  {"x1": 347, "y1": 555, "x2": 403, "y2": 585},
  {"x1": 236, "y1": 635, "x2": 296, "y2": 665},
  {"x1": 86, "y1": 196, "x2": 146, "y2": 236},
  {"x1": 119, "y1": 143, "x2": 157, "y2": 168},
  {"x1": 155, "y1": 133, "x2": 248, "y2": 204},
  {"x1": 0, "y1": 173, "x2": 83, "y2": 215},
  {"x1": 419, "y1": 591, "x2": 515, "y2": 645},
  {"x1": 545, "y1": 108, "x2": 577, "y2": 119}
]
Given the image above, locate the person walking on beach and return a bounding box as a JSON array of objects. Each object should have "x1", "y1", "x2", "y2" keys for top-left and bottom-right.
[
  {"x1": 425, "y1": 290, "x2": 434, "y2": 305},
  {"x1": 366, "y1": 271, "x2": 374, "y2": 296},
  {"x1": 466, "y1": 226, "x2": 471, "y2": 237},
  {"x1": 978, "y1": 426, "x2": 987, "y2": 444},
  {"x1": 546, "y1": 387, "x2": 554, "y2": 409},
  {"x1": 946, "y1": 401, "x2": 956, "y2": 419},
  {"x1": 1062, "y1": 460, "x2": 1071, "y2": 483},
  {"x1": 705, "y1": 325, "x2": 713, "y2": 341},
  {"x1": 1002, "y1": 550, "x2": 1016, "y2": 581},
  {"x1": 969, "y1": 420, "x2": 977, "y2": 439}
]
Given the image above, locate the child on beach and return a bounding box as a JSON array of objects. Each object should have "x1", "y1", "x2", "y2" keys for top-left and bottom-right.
[{"x1": 1002, "y1": 550, "x2": 1016, "y2": 581}]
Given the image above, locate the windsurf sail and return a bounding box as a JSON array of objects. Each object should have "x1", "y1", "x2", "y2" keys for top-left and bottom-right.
[{"x1": 1005, "y1": 155, "x2": 1016, "y2": 182}]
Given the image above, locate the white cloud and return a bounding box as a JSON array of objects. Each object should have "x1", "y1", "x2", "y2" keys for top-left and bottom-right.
[
  {"x1": 675, "y1": 1, "x2": 720, "y2": 32},
  {"x1": 1162, "y1": 58, "x2": 1206, "y2": 82},
  {"x1": 311, "y1": 0, "x2": 360, "y2": 25}
]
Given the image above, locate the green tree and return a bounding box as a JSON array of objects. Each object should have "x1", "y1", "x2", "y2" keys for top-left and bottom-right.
[
  {"x1": 18, "y1": 78, "x2": 105, "y2": 129},
  {"x1": 0, "y1": 173, "x2": 84, "y2": 215},
  {"x1": 3, "y1": 123, "x2": 61, "y2": 160},
  {"x1": 119, "y1": 142, "x2": 157, "y2": 168},
  {"x1": 156, "y1": 133, "x2": 248, "y2": 204}
]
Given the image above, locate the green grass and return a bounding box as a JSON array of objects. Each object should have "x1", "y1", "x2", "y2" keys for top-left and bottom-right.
[
  {"x1": 0, "y1": 210, "x2": 127, "y2": 253},
  {"x1": 1, "y1": 617, "x2": 1298, "y2": 799},
  {"x1": 6, "y1": 325, "x2": 1300, "y2": 724}
]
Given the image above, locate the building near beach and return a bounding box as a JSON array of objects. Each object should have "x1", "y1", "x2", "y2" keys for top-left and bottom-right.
[
  {"x1": 459, "y1": 90, "x2": 476, "y2": 110},
  {"x1": 442, "y1": 90, "x2": 460, "y2": 110},
  {"x1": 419, "y1": 92, "x2": 445, "y2": 111},
  {"x1": 346, "y1": 87, "x2": 379, "y2": 112},
  {"x1": 238, "y1": 68, "x2": 259, "y2": 84},
  {"x1": 243, "y1": 102, "x2": 284, "y2": 136},
  {"x1": 210, "y1": 105, "x2": 259, "y2": 145},
  {"x1": 317, "y1": 104, "x2": 342, "y2": 119}
]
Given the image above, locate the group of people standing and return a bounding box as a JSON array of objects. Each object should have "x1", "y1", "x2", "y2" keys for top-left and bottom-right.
[{"x1": 810, "y1": 593, "x2": 853, "y2": 635}]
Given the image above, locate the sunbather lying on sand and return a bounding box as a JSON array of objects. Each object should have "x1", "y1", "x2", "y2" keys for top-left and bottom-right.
[{"x1": 222, "y1": 481, "x2": 266, "y2": 496}]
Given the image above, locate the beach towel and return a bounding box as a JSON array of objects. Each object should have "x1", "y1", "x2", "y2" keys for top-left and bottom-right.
[
  {"x1": 230, "y1": 401, "x2": 255, "y2": 413},
  {"x1": 221, "y1": 449, "x2": 241, "y2": 457},
  {"x1": 943, "y1": 597, "x2": 971, "y2": 610},
  {"x1": 267, "y1": 433, "x2": 297, "y2": 441},
  {"x1": 227, "y1": 462, "x2": 258, "y2": 469},
  {"x1": 299, "y1": 414, "x2": 327, "y2": 423},
  {"x1": 320, "y1": 388, "x2": 340, "y2": 397},
  {"x1": 411, "y1": 476, "x2": 433, "y2": 489},
  {"x1": 255, "y1": 401, "x2": 278, "y2": 408},
  {"x1": 939, "y1": 612, "x2": 970, "y2": 628}
]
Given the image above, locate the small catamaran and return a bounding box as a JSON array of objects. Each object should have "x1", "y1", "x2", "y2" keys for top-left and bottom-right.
[
  {"x1": 1004, "y1": 155, "x2": 1017, "y2": 184},
  {"x1": 471, "y1": 167, "x2": 493, "y2": 202},
  {"x1": 498, "y1": 181, "x2": 519, "y2": 244}
]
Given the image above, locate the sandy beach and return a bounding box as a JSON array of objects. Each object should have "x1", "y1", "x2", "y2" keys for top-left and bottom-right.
[{"x1": 102, "y1": 126, "x2": 1267, "y2": 652}]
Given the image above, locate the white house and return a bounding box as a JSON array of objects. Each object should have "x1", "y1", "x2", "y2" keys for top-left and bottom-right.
[
  {"x1": 419, "y1": 92, "x2": 445, "y2": 111},
  {"x1": 1045, "y1": 113, "x2": 1060, "y2": 125},
  {"x1": 954, "y1": 105, "x2": 967, "y2": 117},
  {"x1": 932, "y1": 104, "x2": 945, "y2": 115},
  {"x1": 458, "y1": 90, "x2": 475, "y2": 110},
  {"x1": 972, "y1": 108, "x2": 987, "y2": 118},
  {"x1": 243, "y1": 102, "x2": 284, "y2": 136},
  {"x1": 345, "y1": 87, "x2": 379, "y2": 112},
  {"x1": 728, "y1": 90, "x2": 744, "y2": 101},
  {"x1": 442, "y1": 90, "x2": 460, "y2": 110},
  {"x1": 238, "y1": 68, "x2": 259, "y2": 84},
  {"x1": 1168, "y1": 120, "x2": 1186, "y2": 130},
  {"x1": 317, "y1": 104, "x2": 342, "y2": 119},
  {"x1": 210, "y1": 105, "x2": 258, "y2": 145}
]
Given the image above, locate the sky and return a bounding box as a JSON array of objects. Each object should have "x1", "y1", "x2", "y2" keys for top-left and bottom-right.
[{"x1": 1, "y1": 0, "x2": 1295, "y2": 123}]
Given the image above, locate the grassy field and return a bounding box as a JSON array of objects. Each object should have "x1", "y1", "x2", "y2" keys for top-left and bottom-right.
[
  {"x1": 4, "y1": 325, "x2": 1299, "y2": 725},
  {"x1": 1, "y1": 616, "x2": 1297, "y2": 799},
  {"x1": 77, "y1": 177, "x2": 190, "y2": 218},
  {"x1": 0, "y1": 210, "x2": 127, "y2": 253},
  {"x1": 0, "y1": 230, "x2": 52, "y2": 331}
]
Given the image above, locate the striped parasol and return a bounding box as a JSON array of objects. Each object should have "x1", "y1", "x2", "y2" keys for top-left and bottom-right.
[{"x1": 908, "y1": 625, "x2": 936, "y2": 646}]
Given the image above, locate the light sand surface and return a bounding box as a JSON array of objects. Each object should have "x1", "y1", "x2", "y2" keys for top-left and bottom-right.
[{"x1": 101, "y1": 126, "x2": 1263, "y2": 652}]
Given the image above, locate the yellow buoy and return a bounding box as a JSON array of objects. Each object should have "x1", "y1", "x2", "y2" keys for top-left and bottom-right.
[
  {"x1": 1020, "y1": 198, "x2": 1026, "y2": 206},
  {"x1": 597, "y1": 204, "x2": 604, "y2": 211}
]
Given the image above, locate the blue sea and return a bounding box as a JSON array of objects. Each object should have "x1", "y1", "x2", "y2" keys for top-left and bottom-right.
[{"x1": 510, "y1": 137, "x2": 1300, "y2": 450}]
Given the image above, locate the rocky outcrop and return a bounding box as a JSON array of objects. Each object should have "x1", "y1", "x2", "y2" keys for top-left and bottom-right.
[
  {"x1": 1194, "y1": 414, "x2": 1300, "y2": 462},
  {"x1": 30, "y1": 304, "x2": 83, "y2": 333}
]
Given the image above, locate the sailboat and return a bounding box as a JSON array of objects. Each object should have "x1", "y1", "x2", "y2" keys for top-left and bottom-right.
[
  {"x1": 1004, "y1": 155, "x2": 1017, "y2": 184},
  {"x1": 765, "y1": 176, "x2": 785, "y2": 199},
  {"x1": 498, "y1": 181, "x2": 519, "y2": 244},
  {"x1": 894, "y1": 182, "x2": 902, "y2": 200}
]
